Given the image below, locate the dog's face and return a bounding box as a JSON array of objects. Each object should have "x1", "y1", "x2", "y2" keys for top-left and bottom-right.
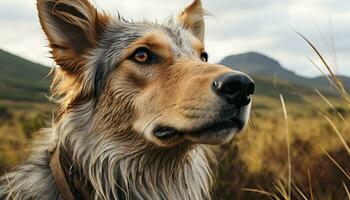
[{"x1": 37, "y1": 0, "x2": 254, "y2": 147}]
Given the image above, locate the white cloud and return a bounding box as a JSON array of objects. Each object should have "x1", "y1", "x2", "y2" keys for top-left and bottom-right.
[{"x1": 0, "y1": 0, "x2": 348, "y2": 77}]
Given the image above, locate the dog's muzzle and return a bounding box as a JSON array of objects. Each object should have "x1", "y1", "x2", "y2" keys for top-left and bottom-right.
[
  {"x1": 154, "y1": 72, "x2": 255, "y2": 145},
  {"x1": 212, "y1": 72, "x2": 255, "y2": 107}
]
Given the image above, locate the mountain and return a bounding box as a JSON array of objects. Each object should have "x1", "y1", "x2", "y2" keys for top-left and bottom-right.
[
  {"x1": 309, "y1": 75, "x2": 350, "y2": 92},
  {"x1": 220, "y1": 52, "x2": 350, "y2": 94},
  {"x1": 0, "y1": 49, "x2": 51, "y2": 101},
  {"x1": 0, "y1": 49, "x2": 347, "y2": 102}
]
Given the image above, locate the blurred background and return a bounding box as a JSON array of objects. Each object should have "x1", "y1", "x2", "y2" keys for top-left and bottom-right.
[{"x1": 0, "y1": 0, "x2": 349, "y2": 199}]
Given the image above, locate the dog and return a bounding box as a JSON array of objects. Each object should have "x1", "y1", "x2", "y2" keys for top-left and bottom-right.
[{"x1": 0, "y1": 0, "x2": 254, "y2": 199}]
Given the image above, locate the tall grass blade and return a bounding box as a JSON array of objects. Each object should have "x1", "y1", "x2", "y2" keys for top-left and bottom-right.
[
  {"x1": 308, "y1": 170, "x2": 314, "y2": 200},
  {"x1": 323, "y1": 115, "x2": 350, "y2": 155},
  {"x1": 297, "y1": 32, "x2": 350, "y2": 109},
  {"x1": 274, "y1": 181, "x2": 289, "y2": 200},
  {"x1": 315, "y1": 89, "x2": 345, "y2": 121},
  {"x1": 321, "y1": 147, "x2": 350, "y2": 180},
  {"x1": 343, "y1": 182, "x2": 350, "y2": 200},
  {"x1": 280, "y1": 95, "x2": 291, "y2": 200},
  {"x1": 243, "y1": 188, "x2": 279, "y2": 200},
  {"x1": 292, "y1": 182, "x2": 308, "y2": 200}
]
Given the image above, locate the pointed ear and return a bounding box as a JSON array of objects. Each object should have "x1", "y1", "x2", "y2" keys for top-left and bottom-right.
[
  {"x1": 177, "y1": 0, "x2": 205, "y2": 42},
  {"x1": 37, "y1": 0, "x2": 108, "y2": 74}
]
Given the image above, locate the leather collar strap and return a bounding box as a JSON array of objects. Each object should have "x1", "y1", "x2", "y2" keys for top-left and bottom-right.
[{"x1": 50, "y1": 149, "x2": 76, "y2": 200}]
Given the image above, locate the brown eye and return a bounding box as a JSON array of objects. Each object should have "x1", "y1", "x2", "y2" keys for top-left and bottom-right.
[
  {"x1": 133, "y1": 47, "x2": 150, "y2": 63},
  {"x1": 200, "y1": 52, "x2": 208, "y2": 62}
]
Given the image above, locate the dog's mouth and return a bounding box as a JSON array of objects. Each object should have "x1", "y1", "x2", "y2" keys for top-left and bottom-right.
[{"x1": 153, "y1": 117, "x2": 244, "y2": 145}]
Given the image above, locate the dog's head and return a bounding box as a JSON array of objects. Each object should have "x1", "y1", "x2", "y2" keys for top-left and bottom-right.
[{"x1": 37, "y1": 0, "x2": 254, "y2": 147}]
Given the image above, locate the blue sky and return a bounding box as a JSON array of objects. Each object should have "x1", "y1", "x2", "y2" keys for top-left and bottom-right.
[{"x1": 0, "y1": 0, "x2": 349, "y2": 77}]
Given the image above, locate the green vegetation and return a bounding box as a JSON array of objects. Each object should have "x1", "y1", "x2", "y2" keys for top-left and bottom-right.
[
  {"x1": 0, "y1": 94, "x2": 348, "y2": 199},
  {"x1": 220, "y1": 52, "x2": 350, "y2": 94},
  {"x1": 213, "y1": 35, "x2": 350, "y2": 200},
  {"x1": 0, "y1": 106, "x2": 12, "y2": 122},
  {"x1": 0, "y1": 101, "x2": 52, "y2": 171},
  {"x1": 0, "y1": 49, "x2": 51, "y2": 102},
  {"x1": 0, "y1": 49, "x2": 348, "y2": 199}
]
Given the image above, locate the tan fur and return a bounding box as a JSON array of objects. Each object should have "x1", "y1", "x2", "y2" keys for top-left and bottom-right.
[
  {"x1": 177, "y1": 0, "x2": 206, "y2": 42},
  {"x1": 124, "y1": 31, "x2": 174, "y2": 65},
  {"x1": 37, "y1": 0, "x2": 108, "y2": 71},
  {"x1": 0, "y1": 0, "x2": 252, "y2": 199},
  {"x1": 37, "y1": 0, "x2": 110, "y2": 120}
]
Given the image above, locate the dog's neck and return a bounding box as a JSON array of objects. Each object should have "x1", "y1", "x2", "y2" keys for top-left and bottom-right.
[
  {"x1": 54, "y1": 141, "x2": 215, "y2": 200},
  {"x1": 51, "y1": 101, "x2": 215, "y2": 199},
  {"x1": 52, "y1": 145, "x2": 93, "y2": 200}
]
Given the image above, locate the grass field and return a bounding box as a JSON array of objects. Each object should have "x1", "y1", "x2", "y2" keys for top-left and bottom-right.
[
  {"x1": 215, "y1": 95, "x2": 350, "y2": 200},
  {"x1": 0, "y1": 92, "x2": 348, "y2": 200},
  {"x1": 0, "y1": 101, "x2": 52, "y2": 171},
  {"x1": 0, "y1": 38, "x2": 349, "y2": 200}
]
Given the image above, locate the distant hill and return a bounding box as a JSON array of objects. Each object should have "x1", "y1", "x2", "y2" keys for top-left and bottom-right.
[
  {"x1": 309, "y1": 75, "x2": 350, "y2": 92},
  {"x1": 0, "y1": 49, "x2": 51, "y2": 101},
  {"x1": 0, "y1": 49, "x2": 347, "y2": 102},
  {"x1": 220, "y1": 52, "x2": 350, "y2": 94}
]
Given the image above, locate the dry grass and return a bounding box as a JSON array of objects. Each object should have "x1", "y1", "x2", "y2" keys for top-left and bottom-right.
[
  {"x1": 0, "y1": 101, "x2": 52, "y2": 172},
  {"x1": 0, "y1": 94, "x2": 348, "y2": 200},
  {"x1": 0, "y1": 87, "x2": 348, "y2": 200},
  {"x1": 214, "y1": 33, "x2": 349, "y2": 199},
  {"x1": 0, "y1": 37, "x2": 349, "y2": 199},
  {"x1": 280, "y1": 94, "x2": 291, "y2": 200},
  {"x1": 215, "y1": 96, "x2": 349, "y2": 200}
]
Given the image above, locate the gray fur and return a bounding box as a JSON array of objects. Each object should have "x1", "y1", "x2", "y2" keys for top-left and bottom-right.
[
  {"x1": 0, "y1": 18, "x2": 215, "y2": 200},
  {"x1": 94, "y1": 18, "x2": 197, "y2": 97}
]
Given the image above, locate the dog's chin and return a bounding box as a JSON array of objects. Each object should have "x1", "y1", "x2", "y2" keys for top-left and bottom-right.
[
  {"x1": 153, "y1": 117, "x2": 246, "y2": 146},
  {"x1": 185, "y1": 126, "x2": 240, "y2": 145}
]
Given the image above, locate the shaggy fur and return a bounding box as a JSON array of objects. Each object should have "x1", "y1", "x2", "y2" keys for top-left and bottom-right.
[{"x1": 0, "y1": 0, "x2": 252, "y2": 199}]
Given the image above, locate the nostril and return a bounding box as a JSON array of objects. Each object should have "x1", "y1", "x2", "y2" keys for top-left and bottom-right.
[
  {"x1": 212, "y1": 79, "x2": 241, "y2": 95},
  {"x1": 247, "y1": 82, "x2": 255, "y2": 96},
  {"x1": 212, "y1": 80, "x2": 219, "y2": 90},
  {"x1": 212, "y1": 72, "x2": 254, "y2": 107}
]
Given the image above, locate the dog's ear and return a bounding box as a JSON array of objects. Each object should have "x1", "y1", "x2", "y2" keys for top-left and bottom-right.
[
  {"x1": 177, "y1": 0, "x2": 205, "y2": 42},
  {"x1": 37, "y1": 0, "x2": 108, "y2": 74}
]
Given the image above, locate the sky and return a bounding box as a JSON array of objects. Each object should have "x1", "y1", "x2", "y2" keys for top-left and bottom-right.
[{"x1": 0, "y1": 0, "x2": 349, "y2": 77}]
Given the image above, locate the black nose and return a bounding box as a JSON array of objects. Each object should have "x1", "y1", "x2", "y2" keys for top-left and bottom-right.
[{"x1": 212, "y1": 72, "x2": 255, "y2": 107}]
